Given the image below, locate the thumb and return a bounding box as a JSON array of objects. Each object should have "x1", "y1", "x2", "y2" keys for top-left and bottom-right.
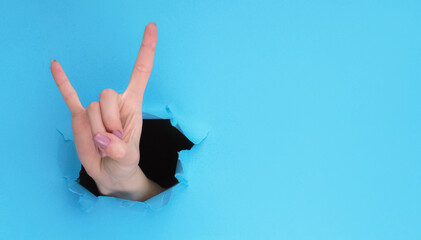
[{"x1": 93, "y1": 132, "x2": 138, "y2": 164}]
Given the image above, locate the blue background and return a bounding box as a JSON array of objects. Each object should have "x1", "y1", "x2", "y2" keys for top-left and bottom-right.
[{"x1": 0, "y1": 0, "x2": 420, "y2": 239}]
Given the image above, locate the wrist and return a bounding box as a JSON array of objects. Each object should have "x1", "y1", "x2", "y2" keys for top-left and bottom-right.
[{"x1": 96, "y1": 167, "x2": 164, "y2": 202}]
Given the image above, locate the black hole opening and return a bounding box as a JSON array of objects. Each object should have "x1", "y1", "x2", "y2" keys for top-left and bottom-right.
[{"x1": 77, "y1": 119, "x2": 194, "y2": 197}]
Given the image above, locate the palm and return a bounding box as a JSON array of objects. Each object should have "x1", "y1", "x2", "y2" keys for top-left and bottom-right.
[{"x1": 51, "y1": 23, "x2": 158, "y2": 196}]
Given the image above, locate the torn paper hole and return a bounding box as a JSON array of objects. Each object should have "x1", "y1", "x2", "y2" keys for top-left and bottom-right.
[{"x1": 56, "y1": 104, "x2": 208, "y2": 212}]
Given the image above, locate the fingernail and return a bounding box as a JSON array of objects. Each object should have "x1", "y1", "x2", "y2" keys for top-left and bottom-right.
[
  {"x1": 51, "y1": 59, "x2": 56, "y2": 64},
  {"x1": 93, "y1": 133, "x2": 110, "y2": 148},
  {"x1": 112, "y1": 130, "x2": 123, "y2": 140},
  {"x1": 149, "y1": 22, "x2": 156, "y2": 26},
  {"x1": 98, "y1": 148, "x2": 106, "y2": 158}
]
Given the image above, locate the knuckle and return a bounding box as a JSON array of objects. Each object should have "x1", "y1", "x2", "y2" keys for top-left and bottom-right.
[
  {"x1": 86, "y1": 101, "x2": 99, "y2": 112},
  {"x1": 103, "y1": 117, "x2": 117, "y2": 128},
  {"x1": 62, "y1": 89, "x2": 76, "y2": 103},
  {"x1": 141, "y1": 40, "x2": 156, "y2": 52},
  {"x1": 99, "y1": 88, "x2": 117, "y2": 100},
  {"x1": 112, "y1": 146, "x2": 127, "y2": 159},
  {"x1": 56, "y1": 76, "x2": 69, "y2": 88},
  {"x1": 134, "y1": 62, "x2": 151, "y2": 74}
]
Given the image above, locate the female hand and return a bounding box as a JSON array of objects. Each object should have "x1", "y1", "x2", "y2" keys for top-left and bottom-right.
[{"x1": 50, "y1": 22, "x2": 163, "y2": 202}]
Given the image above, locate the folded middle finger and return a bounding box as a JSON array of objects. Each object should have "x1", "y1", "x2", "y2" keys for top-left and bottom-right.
[{"x1": 99, "y1": 89, "x2": 123, "y2": 139}]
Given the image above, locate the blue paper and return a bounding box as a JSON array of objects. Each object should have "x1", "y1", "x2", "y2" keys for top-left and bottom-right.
[{"x1": 0, "y1": 0, "x2": 420, "y2": 239}]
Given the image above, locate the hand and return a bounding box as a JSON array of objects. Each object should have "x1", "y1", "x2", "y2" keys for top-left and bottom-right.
[{"x1": 50, "y1": 22, "x2": 164, "y2": 202}]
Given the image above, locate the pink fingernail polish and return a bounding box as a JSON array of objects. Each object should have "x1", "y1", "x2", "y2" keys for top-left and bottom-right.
[
  {"x1": 93, "y1": 133, "x2": 110, "y2": 148},
  {"x1": 112, "y1": 130, "x2": 123, "y2": 140}
]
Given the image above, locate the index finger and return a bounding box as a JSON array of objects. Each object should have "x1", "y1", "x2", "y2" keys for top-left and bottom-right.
[
  {"x1": 50, "y1": 60, "x2": 84, "y2": 117},
  {"x1": 125, "y1": 22, "x2": 158, "y2": 98}
]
